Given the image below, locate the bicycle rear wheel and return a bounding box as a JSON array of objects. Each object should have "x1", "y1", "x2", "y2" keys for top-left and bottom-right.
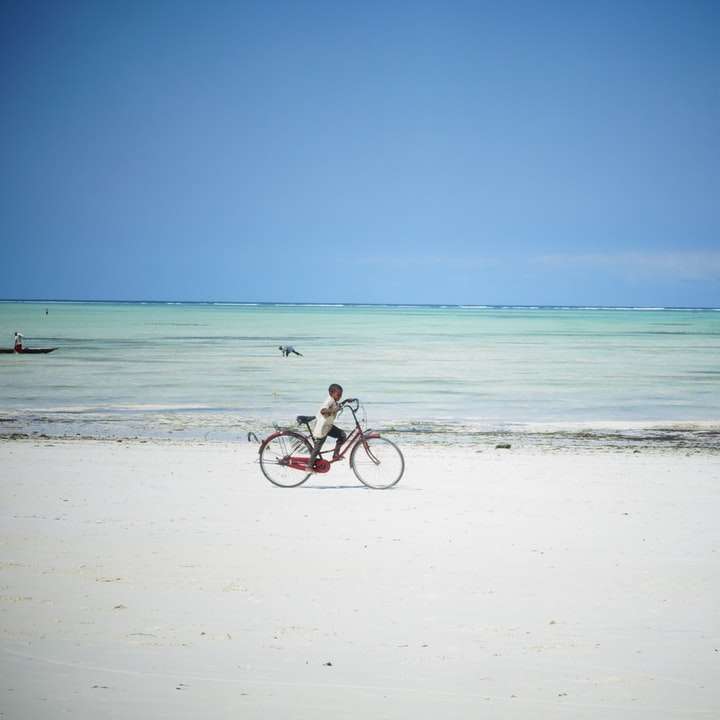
[
  {"x1": 259, "y1": 431, "x2": 313, "y2": 487},
  {"x1": 350, "y1": 436, "x2": 404, "y2": 489}
]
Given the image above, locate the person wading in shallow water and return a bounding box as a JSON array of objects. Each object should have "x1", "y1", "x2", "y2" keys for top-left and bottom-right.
[
  {"x1": 278, "y1": 345, "x2": 303, "y2": 357},
  {"x1": 307, "y1": 383, "x2": 346, "y2": 471},
  {"x1": 13, "y1": 332, "x2": 23, "y2": 352}
]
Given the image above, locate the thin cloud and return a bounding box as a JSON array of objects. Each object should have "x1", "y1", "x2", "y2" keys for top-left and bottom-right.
[
  {"x1": 534, "y1": 251, "x2": 720, "y2": 280},
  {"x1": 357, "y1": 255, "x2": 500, "y2": 271}
]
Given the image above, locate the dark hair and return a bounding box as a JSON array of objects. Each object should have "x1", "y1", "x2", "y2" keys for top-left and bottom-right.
[{"x1": 328, "y1": 383, "x2": 343, "y2": 394}]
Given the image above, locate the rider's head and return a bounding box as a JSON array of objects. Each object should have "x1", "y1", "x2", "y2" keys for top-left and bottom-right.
[{"x1": 328, "y1": 383, "x2": 343, "y2": 401}]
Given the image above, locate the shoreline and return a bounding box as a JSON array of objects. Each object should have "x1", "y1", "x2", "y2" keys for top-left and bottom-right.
[{"x1": 1, "y1": 420, "x2": 719, "y2": 454}]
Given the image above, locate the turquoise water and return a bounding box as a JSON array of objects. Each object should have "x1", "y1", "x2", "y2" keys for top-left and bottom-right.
[{"x1": 1, "y1": 301, "x2": 719, "y2": 441}]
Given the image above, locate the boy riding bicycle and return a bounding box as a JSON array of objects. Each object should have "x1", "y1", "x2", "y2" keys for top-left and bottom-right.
[{"x1": 307, "y1": 383, "x2": 347, "y2": 471}]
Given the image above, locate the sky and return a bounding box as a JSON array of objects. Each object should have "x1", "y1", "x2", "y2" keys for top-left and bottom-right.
[{"x1": 1, "y1": 0, "x2": 718, "y2": 306}]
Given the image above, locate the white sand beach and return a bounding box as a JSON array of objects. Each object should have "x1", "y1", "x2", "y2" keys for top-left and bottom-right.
[{"x1": 1, "y1": 440, "x2": 719, "y2": 719}]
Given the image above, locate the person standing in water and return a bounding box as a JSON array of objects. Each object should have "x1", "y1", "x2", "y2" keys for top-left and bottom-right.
[
  {"x1": 278, "y1": 345, "x2": 303, "y2": 357},
  {"x1": 13, "y1": 332, "x2": 23, "y2": 352}
]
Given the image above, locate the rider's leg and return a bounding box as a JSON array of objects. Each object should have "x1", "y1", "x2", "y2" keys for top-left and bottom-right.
[
  {"x1": 307, "y1": 435, "x2": 326, "y2": 470},
  {"x1": 327, "y1": 425, "x2": 347, "y2": 459}
]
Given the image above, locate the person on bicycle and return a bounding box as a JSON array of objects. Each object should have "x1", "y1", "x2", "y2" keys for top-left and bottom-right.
[{"x1": 308, "y1": 383, "x2": 347, "y2": 470}]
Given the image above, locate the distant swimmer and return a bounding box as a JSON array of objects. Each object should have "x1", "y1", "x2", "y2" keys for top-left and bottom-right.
[
  {"x1": 13, "y1": 331, "x2": 23, "y2": 352},
  {"x1": 278, "y1": 345, "x2": 303, "y2": 357}
]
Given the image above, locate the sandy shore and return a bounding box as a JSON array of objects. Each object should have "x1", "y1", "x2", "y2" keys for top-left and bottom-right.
[{"x1": 1, "y1": 439, "x2": 719, "y2": 718}]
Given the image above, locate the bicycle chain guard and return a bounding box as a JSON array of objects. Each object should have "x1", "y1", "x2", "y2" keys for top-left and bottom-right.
[{"x1": 287, "y1": 457, "x2": 331, "y2": 473}]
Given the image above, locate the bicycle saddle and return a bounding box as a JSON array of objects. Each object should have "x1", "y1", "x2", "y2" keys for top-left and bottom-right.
[{"x1": 296, "y1": 415, "x2": 316, "y2": 424}]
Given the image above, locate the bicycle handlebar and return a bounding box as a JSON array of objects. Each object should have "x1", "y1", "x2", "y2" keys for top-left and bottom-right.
[{"x1": 341, "y1": 398, "x2": 359, "y2": 411}]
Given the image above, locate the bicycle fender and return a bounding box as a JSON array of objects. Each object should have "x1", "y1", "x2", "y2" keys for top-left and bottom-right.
[
  {"x1": 258, "y1": 430, "x2": 289, "y2": 454},
  {"x1": 258, "y1": 429, "x2": 310, "y2": 455}
]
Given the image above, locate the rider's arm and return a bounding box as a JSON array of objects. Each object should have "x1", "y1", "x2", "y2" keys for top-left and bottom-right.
[{"x1": 320, "y1": 398, "x2": 340, "y2": 417}]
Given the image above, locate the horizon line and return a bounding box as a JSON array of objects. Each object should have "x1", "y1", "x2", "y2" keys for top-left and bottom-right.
[{"x1": 0, "y1": 298, "x2": 718, "y2": 311}]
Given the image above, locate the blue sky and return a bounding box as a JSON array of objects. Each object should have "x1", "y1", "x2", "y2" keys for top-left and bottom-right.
[{"x1": 1, "y1": 0, "x2": 718, "y2": 305}]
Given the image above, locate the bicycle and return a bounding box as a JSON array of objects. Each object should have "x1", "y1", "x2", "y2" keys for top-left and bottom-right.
[{"x1": 258, "y1": 398, "x2": 404, "y2": 489}]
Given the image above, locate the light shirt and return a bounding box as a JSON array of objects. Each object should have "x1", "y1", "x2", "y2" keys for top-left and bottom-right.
[{"x1": 313, "y1": 396, "x2": 340, "y2": 438}]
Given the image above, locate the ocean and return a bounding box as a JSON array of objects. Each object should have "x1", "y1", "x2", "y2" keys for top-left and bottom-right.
[{"x1": 1, "y1": 301, "x2": 719, "y2": 448}]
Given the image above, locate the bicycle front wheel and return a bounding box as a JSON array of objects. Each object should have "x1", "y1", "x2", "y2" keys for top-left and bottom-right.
[
  {"x1": 350, "y1": 436, "x2": 404, "y2": 489},
  {"x1": 259, "y1": 431, "x2": 313, "y2": 488}
]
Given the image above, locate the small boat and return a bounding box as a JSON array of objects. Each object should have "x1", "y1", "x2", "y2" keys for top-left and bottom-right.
[{"x1": 0, "y1": 347, "x2": 58, "y2": 354}]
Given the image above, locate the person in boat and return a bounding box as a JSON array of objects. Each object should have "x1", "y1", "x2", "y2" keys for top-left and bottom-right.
[
  {"x1": 13, "y1": 332, "x2": 23, "y2": 352},
  {"x1": 278, "y1": 345, "x2": 303, "y2": 357},
  {"x1": 307, "y1": 383, "x2": 347, "y2": 471}
]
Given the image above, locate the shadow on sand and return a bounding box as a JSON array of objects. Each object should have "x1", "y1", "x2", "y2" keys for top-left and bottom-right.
[{"x1": 299, "y1": 483, "x2": 368, "y2": 490}]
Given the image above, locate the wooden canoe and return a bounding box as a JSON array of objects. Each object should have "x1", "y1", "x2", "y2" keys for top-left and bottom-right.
[{"x1": 0, "y1": 347, "x2": 58, "y2": 354}]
